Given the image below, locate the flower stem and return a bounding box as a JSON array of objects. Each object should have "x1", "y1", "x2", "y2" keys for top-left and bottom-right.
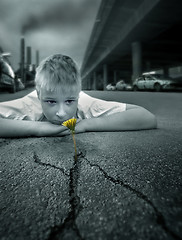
[{"x1": 71, "y1": 131, "x2": 77, "y2": 162}]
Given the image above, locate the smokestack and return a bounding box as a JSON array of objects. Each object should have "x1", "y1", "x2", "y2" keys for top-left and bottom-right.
[
  {"x1": 20, "y1": 37, "x2": 25, "y2": 84},
  {"x1": 26, "y1": 46, "x2": 31, "y2": 65},
  {"x1": 36, "y1": 50, "x2": 39, "y2": 67}
]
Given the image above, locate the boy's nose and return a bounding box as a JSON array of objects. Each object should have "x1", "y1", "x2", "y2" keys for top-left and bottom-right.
[{"x1": 56, "y1": 106, "x2": 66, "y2": 119}]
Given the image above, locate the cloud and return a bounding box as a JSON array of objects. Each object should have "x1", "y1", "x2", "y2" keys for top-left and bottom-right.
[
  {"x1": 25, "y1": 25, "x2": 90, "y2": 68},
  {"x1": 21, "y1": 0, "x2": 99, "y2": 34},
  {"x1": 0, "y1": 0, "x2": 101, "y2": 70}
]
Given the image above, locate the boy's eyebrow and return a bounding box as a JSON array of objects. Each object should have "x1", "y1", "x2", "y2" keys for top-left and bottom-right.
[
  {"x1": 42, "y1": 96, "x2": 78, "y2": 100},
  {"x1": 42, "y1": 97, "x2": 56, "y2": 100}
]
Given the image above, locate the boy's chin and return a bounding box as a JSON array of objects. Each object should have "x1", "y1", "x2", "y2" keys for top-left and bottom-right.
[{"x1": 49, "y1": 116, "x2": 77, "y2": 125}]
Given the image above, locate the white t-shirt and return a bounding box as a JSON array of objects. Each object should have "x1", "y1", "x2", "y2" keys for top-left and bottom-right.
[{"x1": 0, "y1": 90, "x2": 126, "y2": 121}]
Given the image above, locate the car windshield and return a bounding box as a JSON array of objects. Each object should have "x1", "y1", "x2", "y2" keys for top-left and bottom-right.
[
  {"x1": 152, "y1": 74, "x2": 166, "y2": 79},
  {"x1": 143, "y1": 74, "x2": 172, "y2": 80}
]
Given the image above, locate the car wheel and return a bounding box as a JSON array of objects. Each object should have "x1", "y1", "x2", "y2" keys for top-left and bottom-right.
[
  {"x1": 133, "y1": 85, "x2": 138, "y2": 91},
  {"x1": 154, "y1": 83, "x2": 161, "y2": 92}
]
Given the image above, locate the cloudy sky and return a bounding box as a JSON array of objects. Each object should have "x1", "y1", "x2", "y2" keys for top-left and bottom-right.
[{"x1": 0, "y1": 0, "x2": 101, "y2": 71}]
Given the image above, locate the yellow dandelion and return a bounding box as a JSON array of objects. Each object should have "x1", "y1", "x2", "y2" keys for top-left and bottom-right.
[
  {"x1": 62, "y1": 118, "x2": 77, "y2": 162},
  {"x1": 62, "y1": 118, "x2": 77, "y2": 132}
]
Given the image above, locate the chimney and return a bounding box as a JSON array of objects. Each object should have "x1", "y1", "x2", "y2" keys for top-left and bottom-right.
[
  {"x1": 36, "y1": 50, "x2": 39, "y2": 67},
  {"x1": 26, "y1": 46, "x2": 31, "y2": 65},
  {"x1": 20, "y1": 37, "x2": 25, "y2": 84}
]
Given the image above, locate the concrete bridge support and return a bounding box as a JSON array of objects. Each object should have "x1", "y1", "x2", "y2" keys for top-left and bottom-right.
[
  {"x1": 113, "y1": 70, "x2": 117, "y2": 84},
  {"x1": 103, "y1": 64, "x2": 108, "y2": 90},
  {"x1": 132, "y1": 41, "x2": 142, "y2": 82},
  {"x1": 86, "y1": 75, "x2": 91, "y2": 90},
  {"x1": 93, "y1": 72, "x2": 97, "y2": 90}
]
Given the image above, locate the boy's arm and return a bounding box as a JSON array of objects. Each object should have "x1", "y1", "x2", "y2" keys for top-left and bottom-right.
[
  {"x1": 75, "y1": 104, "x2": 157, "y2": 133},
  {"x1": 0, "y1": 104, "x2": 157, "y2": 137},
  {"x1": 0, "y1": 118, "x2": 68, "y2": 138}
]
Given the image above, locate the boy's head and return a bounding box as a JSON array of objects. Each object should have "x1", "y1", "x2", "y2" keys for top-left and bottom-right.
[
  {"x1": 35, "y1": 53, "x2": 81, "y2": 93},
  {"x1": 35, "y1": 54, "x2": 81, "y2": 124}
]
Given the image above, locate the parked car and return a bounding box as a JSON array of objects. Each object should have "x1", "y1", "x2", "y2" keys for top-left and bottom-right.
[
  {"x1": 0, "y1": 55, "x2": 17, "y2": 93},
  {"x1": 116, "y1": 80, "x2": 132, "y2": 91},
  {"x1": 106, "y1": 83, "x2": 116, "y2": 91},
  {"x1": 1, "y1": 53, "x2": 24, "y2": 93},
  {"x1": 15, "y1": 77, "x2": 25, "y2": 91},
  {"x1": 133, "y1": 73, "x2": 181, "y2": 91},
  {"x1": 0, "y1": 74, "x2": 16, "y2": 93}
]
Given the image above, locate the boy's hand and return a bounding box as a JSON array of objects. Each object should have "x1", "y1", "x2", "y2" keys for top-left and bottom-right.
[
  {"x1": 37, "y1": 119, "x2": 87, "y2": 137},
  {"x1": 36, "y1": 121, "x2": 70, "y2": 137}
]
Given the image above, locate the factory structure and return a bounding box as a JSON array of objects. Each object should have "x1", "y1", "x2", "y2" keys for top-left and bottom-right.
[
  {"x1": 17, "y1": 37, "x2": 39, "y2": 86},
  {"x1": 0, "y1": 37, "x2": 39, "y2": 89}
]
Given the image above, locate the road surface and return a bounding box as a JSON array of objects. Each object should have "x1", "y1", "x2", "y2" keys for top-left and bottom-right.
[{"x1": 0, "y1": 89, "x2": 182, "y2": 240}]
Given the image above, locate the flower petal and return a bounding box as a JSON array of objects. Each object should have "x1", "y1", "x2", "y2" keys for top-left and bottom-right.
[{"x1": 62, "y1": 118, "x2": 77, "y2": 131}]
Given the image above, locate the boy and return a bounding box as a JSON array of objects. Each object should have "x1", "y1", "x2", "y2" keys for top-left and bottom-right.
[{"x1": 0, "y1": 54, "x2": 157, "y2": 138}]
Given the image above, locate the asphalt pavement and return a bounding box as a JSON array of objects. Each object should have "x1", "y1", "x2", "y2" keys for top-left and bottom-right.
[{"x1": 0, "y1": 89, "x2": 182, "y2": 240}]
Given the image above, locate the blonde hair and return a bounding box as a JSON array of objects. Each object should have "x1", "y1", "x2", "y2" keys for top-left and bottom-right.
[{"x1": 35, "y1": 54, "x2": 81, "y2": 92}]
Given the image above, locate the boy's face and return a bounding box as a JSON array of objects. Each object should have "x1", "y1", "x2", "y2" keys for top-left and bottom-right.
[{"x1": 38, "y1": 85, "x2": 80, "y2": 124}]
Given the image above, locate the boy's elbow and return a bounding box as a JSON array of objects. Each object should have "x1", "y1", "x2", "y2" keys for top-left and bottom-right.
[
  {"x1": 149, "y1": 114, "x2": 157, "y2": 129},
  {"x1": 143, "y1": 109, "x2": 157, "y2": 130},
  {"x1": 126, "y1": 105, "x2": 157, "y2": 130}
]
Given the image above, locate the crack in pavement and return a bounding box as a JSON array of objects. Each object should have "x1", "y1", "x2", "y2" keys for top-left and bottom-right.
[
  {"x1": 84, "y1": 157, "x2": 182, "y2": 240},
  {"x1": 33, "y1": 152, "x2": 69, "y2": 177},
  {"x1": 47, "y1": 160, "x2": 84, "y2": 240},
  {"x1": 33, "y1": 151, "x2": 181, "y2": 240},
  {"x1": 33, "y1": 152, "x2": 84, "y2": 240}
]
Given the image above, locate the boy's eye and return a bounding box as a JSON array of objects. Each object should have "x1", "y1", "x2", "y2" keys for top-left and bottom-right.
[
  {"x1": 65, "y1": 100, "x2": 75, "y2": 105},
  {"x1": 45, "y1": 100, "x2": 57, "y2": 105}
]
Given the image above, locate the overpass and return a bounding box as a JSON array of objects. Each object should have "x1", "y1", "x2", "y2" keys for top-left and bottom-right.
[{"x1": 81, "y1": 0, "x2": 182, "y2": 90}]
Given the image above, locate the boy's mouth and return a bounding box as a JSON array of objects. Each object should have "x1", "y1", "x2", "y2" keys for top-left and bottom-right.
[
  {"x1": 51, "y1": 116, "x2": 77, "y2": 125},
  {"x1": 52, "y1": 120, "x2": 64, "y2": 125}
]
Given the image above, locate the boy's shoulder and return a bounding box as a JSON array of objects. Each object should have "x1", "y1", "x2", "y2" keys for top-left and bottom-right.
[
  {"x1": 26, "y1": 90, "x2": 38, "y2": 98},
  {"x1": 78, "y1": 91, "x2": 96, "y2": 106},
  {"x1": 77, "y1": 91, "x2": 126, "y2": 119},
  {"x1": 0, "y1": 90, "x2": 42, "y2": 121}
]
